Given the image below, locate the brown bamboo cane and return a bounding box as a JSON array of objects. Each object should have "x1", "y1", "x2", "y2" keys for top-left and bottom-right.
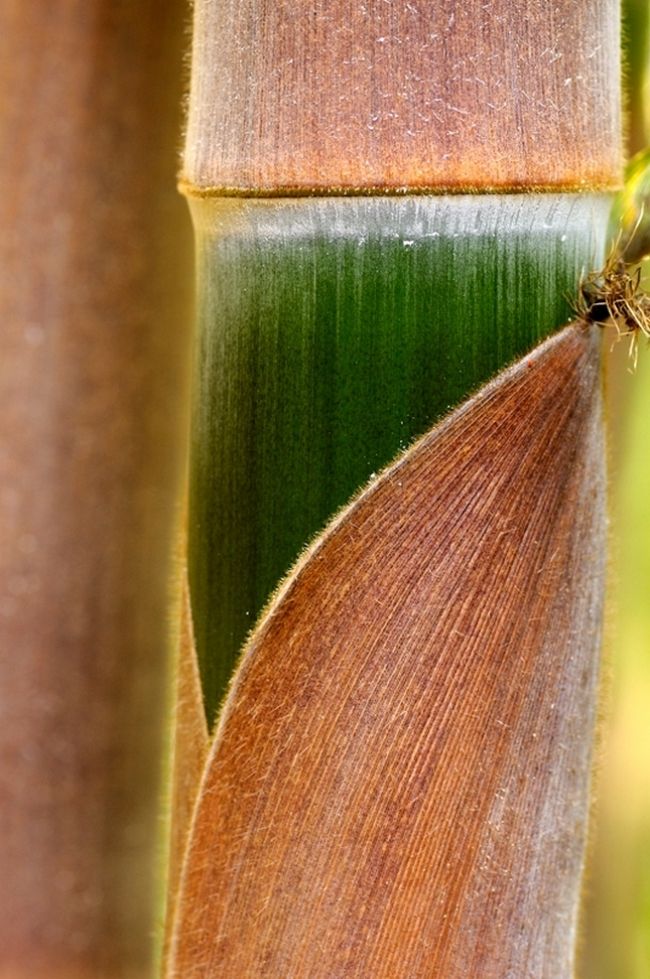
[{"x1": 0, "y1": 3, "x2": 192, "y2": 977}]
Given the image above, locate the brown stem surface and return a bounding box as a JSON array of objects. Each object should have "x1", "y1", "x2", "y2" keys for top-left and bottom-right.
[
  {"x1": 184, "y1": 0, "x2": 621, "y2": 193},
  {"x1": 0, "y1": 2, "x2": 192, "y2": 976}
]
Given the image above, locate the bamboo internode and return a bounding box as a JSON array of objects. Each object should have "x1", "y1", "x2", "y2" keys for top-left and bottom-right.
[
  {"x1": 184, "y1": 0, "x2": 621, "y2": 194},
  {"x1": 172, "y1": 1, "x2": 621, "y2": 976},
  {"x1": 0, "y1": 3, "x2": 192, "y2": 976}
]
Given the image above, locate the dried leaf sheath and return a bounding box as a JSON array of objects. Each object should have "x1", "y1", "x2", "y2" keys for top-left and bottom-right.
[{"x1": 169, "y1": 325, "x2": 605, "y2": 978}]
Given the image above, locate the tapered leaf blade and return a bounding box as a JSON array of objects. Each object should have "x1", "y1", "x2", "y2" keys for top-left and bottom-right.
[{"x1": 170, "y1": 324, "x2": 605, "y2": 978}]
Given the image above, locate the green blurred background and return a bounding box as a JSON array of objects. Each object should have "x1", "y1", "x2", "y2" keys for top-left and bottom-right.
[
  {"x1": 581, "y1": 3, "x2": 650, "y2": 976},
  {"x1": 582, "y1": 312, "x2": 650, "y2": 979}
]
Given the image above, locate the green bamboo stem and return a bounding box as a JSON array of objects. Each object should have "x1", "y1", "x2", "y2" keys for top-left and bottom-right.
[
  {"x1": 188, "y1": 193, "x2": 611, "y2": 721},
  {"x1": 182, "y1": 0, "x2": 621, "y2": 722},
  {"x1": 623, "y1": 0, "x2": 650, "y2": 156},
  {"x1": 171, "y1": 322, "x2": 607, "y2": 979}
]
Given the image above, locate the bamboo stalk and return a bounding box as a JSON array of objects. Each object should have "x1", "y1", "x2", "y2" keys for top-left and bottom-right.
[
  {"x1": 170, "y1": 0, "x2": 622, "y2": 973},
  {"x1": 0, "y1": 3, "x2": 192, "y2": 977},
  {"x1": 623, "y1": 0, "x2": 650, "y2": 156},
  {"x1": 162, "y1": 569, "x2": 208, "y2": 968},
  {"x1": 183, "y1": 0, "x2": 620, "y2": 193},
  {"x1": 181, "y1": 0, "x2": 620, "y2": 719}
]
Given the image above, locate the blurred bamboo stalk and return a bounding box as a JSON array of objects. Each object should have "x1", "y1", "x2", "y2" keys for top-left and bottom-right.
[{"x1": 0, "y1": 3, "x2": 192, "y2": 977}]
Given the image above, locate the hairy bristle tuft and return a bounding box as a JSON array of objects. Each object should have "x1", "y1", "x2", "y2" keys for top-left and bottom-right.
[{"x1": 575, "y1": 251, "x2": 650, "y2": 367}]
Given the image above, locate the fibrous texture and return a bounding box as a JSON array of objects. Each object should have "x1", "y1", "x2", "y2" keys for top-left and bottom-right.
[
  {"x1": 184, "y1": 0, "x2": 621, "y2": 193},
  {"x1": 187, "y1": 193, "x2": 610, "y2": 719},
  {"x1": 173, "y1": 2, "x2": 619, "y2": 976},
  {"x1": 170, "y1": 324, "x2": 605, "y2": 978}
]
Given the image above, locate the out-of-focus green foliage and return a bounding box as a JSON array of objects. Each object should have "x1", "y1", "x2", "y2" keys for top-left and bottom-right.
[
  {"x1": 583, "y1": 263, "x2": 650, "y2": 979},
  {"x1": 582, "y1": 6, "x2": 650, "y2": 976},
  {"x1": 610, "y1": 148, "x2": 650, "y2": 263}
]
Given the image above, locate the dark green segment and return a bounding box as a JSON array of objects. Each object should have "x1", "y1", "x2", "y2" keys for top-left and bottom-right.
[
  {"x1": 188, "y1": 194, "x2": 610, "y2": 724},
  {"x1": 622, "y1": 0, "x2": 650, "y2": 155}
]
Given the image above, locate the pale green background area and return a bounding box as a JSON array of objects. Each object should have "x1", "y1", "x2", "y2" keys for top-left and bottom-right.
[
  {"x1": 581, "y1": 0, "x2": 650, "y2": 971},
  {"x1": 582, "y1": 267, "x2": 650, "y2": 979}
]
